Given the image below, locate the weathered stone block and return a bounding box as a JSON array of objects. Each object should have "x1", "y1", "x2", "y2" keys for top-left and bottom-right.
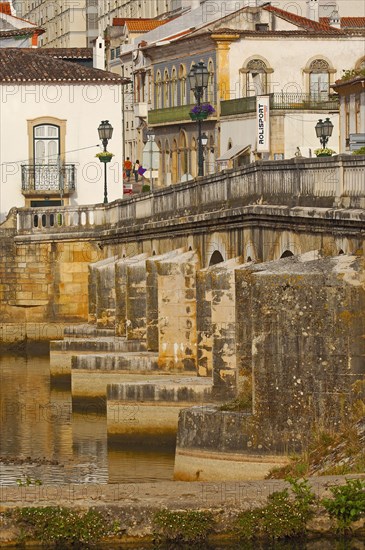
[{"x1": 157, "y1": 251, "x2": 200, "y2": 371}]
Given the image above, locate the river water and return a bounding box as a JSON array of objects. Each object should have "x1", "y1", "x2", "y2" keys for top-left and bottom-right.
[{"x1": 0, "y1": 354, "x2": 175, "y2": 485}]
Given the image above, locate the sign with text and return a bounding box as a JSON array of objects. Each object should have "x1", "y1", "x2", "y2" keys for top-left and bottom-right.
[{"x1": 256, "y1": 96, "x2": 270, "y2": 153}]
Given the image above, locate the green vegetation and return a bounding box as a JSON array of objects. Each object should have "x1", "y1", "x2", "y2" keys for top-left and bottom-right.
[
  {"x1": 322, "y1": 478, "x2": 365, "y2": 534},
  {"x1": 352, "y1": 146, "x2": 365, "y2": 155},
  {"x1": 10, "y1": 506, "x2": 113, "y2": 547},
  {"x1": 235, "y1": 477, "x2": 316, "y2": 541},
  {"x1": 142, "y1": 184, "x2": 151, "y2": 193},
  {"x1": 219, "y1": 378, "x2": 252, "y2": 412},
  {"x1": 16, "y1": 475, "x2": 42, "y2": 487},
  {"x1": 339, "y1": 68, "x2": 365, "y2": 81},
  {"x1": 153, "y1": 509, "x2": 215, "y2": 545}
]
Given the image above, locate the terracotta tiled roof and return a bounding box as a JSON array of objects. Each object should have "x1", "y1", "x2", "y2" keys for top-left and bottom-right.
[
  {"x1": 320, "y1": 17, "x2": 365, "y2": 28},
  {"x1": 24, "y1": 47, "x2": 93, "y2": 60},
  {"x1": 0, "y1": 27, "x2": 44, "y2": 37},
  {"x1": 113, "y1": 18, "x2": 170, "y2": 32},
  {"x1": 0, "y1": 48, "x2": 125, "y2": 83},
  {"x1": 0, "y1": 2, "x2": 11, "y2": 15},
  {"x1": 263, "y1": 5, "x2": 343, "y2": 33}
]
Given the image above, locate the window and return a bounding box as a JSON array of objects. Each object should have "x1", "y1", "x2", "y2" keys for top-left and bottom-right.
[
  {"x1": 111, "y1": 49, "x2": 115, "y2": 60},
  {"x1": 163, "y1": 68, "x2": 169, "y2": 108},
  {"x1": 255, "y1": 23, "x2": 269, "y2": 31},
  {"x1": 245, "y1": 59, "x2": 268, "y2": 97},
  {"x1": 179, "y1": 64, "x2": 187, "y2": 105},
  {"x1": 171, "y1": 67, "x2": 177, "y2": 107},
  {"x1": 116, "y1": 46, "x2": 120, "y2": 58},
  {"x1": 207, "y1": 59, "x2": 215, "y2": 103},
  {"x1": 34, "y1": 124, "x2": 60, "y2": 164},
  {"x1": 309, "y1": 59, "x2": 330, "y2": 98},
  {"x1": 155, "y1": 70, "x2": 162, "y2": 109}
]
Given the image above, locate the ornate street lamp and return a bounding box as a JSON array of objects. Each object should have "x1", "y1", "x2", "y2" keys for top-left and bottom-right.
[
  {"x1": 97, "y1": 120, "x2": 114, "y2": 204},
  {"x1": 188, "y1": 62, "x2": 209, "y2": 177},
  {"x1": 146, "y1": 128, "x2": 156, "y2": 191},
  {"x1": 315, "y1": 117, "x2": 334, "y2": 149}
]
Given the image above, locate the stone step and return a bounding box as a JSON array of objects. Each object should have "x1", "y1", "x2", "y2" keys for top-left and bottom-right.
[
  {"x1": 51, "y1": 338, "x2": 146, "y2": 353},
  {"x1": 107, "y1": 376, "x2": 214, "y2": 403},
  {"x1": 106, "y1": 377, "x2": 216, "y2": 450},
  {"x1": 50, "y1": 338, "x2": 147, "y2": 376},
  {"x1": 63, "y1": 324, "x2": 116, "y2": 338},
  {"x1": 71, "y1": 352, "x2": 160, "y2": 373}
]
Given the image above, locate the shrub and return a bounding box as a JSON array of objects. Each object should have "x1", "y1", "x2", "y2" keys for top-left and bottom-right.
[
  {"x1": 142, "y1": 184, "x2": 151, "y2": 193},
  {"x1": 235, "y1": 478, "x2": 316, "y2": 540},
  {"x1": 153, "y1": 509, "x2": 214, "y2": 545},
  {"x1": 352, "y1": 146, "x2": 365, "y2": 155},
  {"x1": 11, "y1": 506, "x2": 110, "y2": 547},
  {"x1": 322, "y1": 478, "x2": 365, "y2": 533}
]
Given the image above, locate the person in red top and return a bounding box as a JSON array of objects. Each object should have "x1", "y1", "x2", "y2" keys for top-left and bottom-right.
[{"x1": 123, "y1": 157, "x2": 132, "y2": 182}]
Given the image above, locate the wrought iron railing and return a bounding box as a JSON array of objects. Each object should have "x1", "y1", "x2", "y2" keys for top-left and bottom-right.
[
  {"x1": 21, "y1": 164, "x2": 76, "y2": 195},
  {"x1": 220, "y1": 93, "x2": 339, "y2": 116}
]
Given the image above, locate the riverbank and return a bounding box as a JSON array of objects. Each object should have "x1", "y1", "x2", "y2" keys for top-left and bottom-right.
[{"x1": 1, "y1": 476, "x2": 364, "y2": 547}]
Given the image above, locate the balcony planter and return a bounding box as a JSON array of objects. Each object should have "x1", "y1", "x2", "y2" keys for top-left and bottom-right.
[
  {"x1": 189, "y1": 103, "x2": 215, "y2": 121},
  {"x1": 95, "y1": 151, "x2": 114, "y2": 163},
  {"x1": 316, "y1": 153, "x2": 332, "y2": 157},
  {"x1": 189, "y1": 112, "x2": 208, "y2": 121}
]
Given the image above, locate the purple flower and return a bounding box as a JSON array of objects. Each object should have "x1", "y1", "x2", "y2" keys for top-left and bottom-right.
[{"x1": 191, "y1": 103, "x2": 215, "y2": 115}]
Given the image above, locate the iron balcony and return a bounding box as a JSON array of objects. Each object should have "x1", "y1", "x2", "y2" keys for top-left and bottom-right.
[{"x1": 21, "y1": 164, "x2": 76, "y2": 196}]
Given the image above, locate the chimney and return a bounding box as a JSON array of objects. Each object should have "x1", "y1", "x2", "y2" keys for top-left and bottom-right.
[
  {"x1": 306, "y1": 0, "x2": 319, "y2": 21},
  {"x1": 329, "y1": 8, "x2": 341, "y2": 28},
  {"x1": 93, "y1": 36, "x2": 105, "y2": 70}
]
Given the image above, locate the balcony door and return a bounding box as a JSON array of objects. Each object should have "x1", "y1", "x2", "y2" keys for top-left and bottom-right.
[{"x1": 33, "y1": 124, "x2": 60, "y2": 190}]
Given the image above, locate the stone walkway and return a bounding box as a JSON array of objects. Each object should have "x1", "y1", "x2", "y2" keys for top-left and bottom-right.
[{"x1": 1, "y1": 475, "x2": 364, "y2": 510}]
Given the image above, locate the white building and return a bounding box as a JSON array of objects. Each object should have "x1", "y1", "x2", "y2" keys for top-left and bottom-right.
[
  {"x1": 123, "y1": 2, "x2": 364, "y2": 184},
  {"x1": 0, "y1": 48, "x2": 125, "y2": 222}
]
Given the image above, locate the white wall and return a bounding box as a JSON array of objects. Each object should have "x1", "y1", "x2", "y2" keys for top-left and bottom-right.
[
  {"x1": 229, "y1": 36, "x2": 365, "y2": 97},
  {"x1": 0, "y1": 83, "x2": 123, "y2": 221}
]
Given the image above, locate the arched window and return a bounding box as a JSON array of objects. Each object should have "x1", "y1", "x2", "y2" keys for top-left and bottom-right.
[
  {"x1": 163, "y1": 68, "x2": 170, "y2": 108},
  {"x1": 189, "y1": 63, "x2": 196, "y2": 104},
  {"x1": 171, "y1": 67, "x2": 178, "y2": 107},
  {"x1": 155, "y1": 70, "x2": 162, "y2": 109},
  {"x1": 207, "y1": 59, "x2": 215, "y2": 103},
  {"x1": 34, "y1": 124, "x2": 60, "y2": 164},
  {"x1": 309, "y1": 59, "x2": 330, "y2": 98},
  {"x1": 179, "y1": 130, "x2": 188, "y2": 180},
  {"x1": 179, "y1": 64, "x2": 187, "y2": 105},
  {"x1": 245, "y1": 59, "x2": 268, "y2": 97}
]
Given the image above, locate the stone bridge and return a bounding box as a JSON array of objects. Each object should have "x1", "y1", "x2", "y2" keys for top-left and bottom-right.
[{"x1": 0, "y1": 156, "x2": 364, "y2": 479}]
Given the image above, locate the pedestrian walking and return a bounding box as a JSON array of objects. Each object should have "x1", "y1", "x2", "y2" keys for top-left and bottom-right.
[
  {"x1": 133, "y1": 160, "x2": 140, "y2": 182},
  {"x1": 123, "y1": 157, "x2": 132, "y2": 182}
]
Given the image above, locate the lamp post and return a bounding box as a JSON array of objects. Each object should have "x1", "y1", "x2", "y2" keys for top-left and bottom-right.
[
  {"x1": 199, "y1": 132, "x2": 208, "y2": 174},
  {"x1": 146, "y1": 127, "x2": 156, "y2": 191},
  {"x1": 97, "y1": 120, "x2": 114, "y2": 203},
  {"x1": 315, "y1": 117, "x2": 334, "y2": 149},
  {"x1": 188, "y1": 61, "x2": 209, "y2": 177}
]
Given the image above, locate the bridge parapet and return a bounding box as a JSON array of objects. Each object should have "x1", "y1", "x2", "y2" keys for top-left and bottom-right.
[{"x1": 15, "y1": 156, "x2": 365, "y2": 236}]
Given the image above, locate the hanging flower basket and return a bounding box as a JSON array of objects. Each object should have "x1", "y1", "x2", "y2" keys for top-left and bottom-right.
[
  {"x1": 189, "y1": 103, "x2": 215, "y2": 121},
  {"x1": 314, "y1": 148, "x2": 336, "y2": 157},
  {"x1": 96, "y1": 151, "x2": 114, "y2": 163}
]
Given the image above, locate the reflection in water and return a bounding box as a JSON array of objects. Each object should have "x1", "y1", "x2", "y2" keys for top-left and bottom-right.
[{"x1": 0, "y1": 355, "x2": 175, "y2": 485}]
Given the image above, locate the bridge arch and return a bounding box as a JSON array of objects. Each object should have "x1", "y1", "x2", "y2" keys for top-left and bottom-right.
[
  {"x1": 280, "y1": 250, "x2": 294, "y2": 258},
  {"x1": 209, "y1": 250, "x2": 224, "y2": 266}
]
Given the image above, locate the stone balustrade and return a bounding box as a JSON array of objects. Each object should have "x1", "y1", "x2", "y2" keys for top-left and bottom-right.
[{"x1": 15, "y1": 155, "x2": 365, "y2": 235}]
